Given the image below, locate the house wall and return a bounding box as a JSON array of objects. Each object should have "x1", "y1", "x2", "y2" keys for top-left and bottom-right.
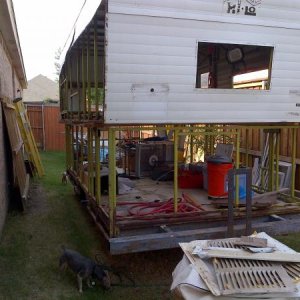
[
  {"x1": 0, "y1": 33, "x2": 13, "y2": 98},
  {"x1": 0, "y1": 36, "x2": 13, "y2": 233},
  {"x1": 0, "y1": 0, "x2": 26, "y2": 235},
  {"x1": 0, "y1": 104, "x2": 8, "y2": 233},
  {"x1": 105, "y1": 0, "x2": 300, "y2": 124}
]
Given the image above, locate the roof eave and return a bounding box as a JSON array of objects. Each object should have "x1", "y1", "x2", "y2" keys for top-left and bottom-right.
[{"x1": 0, "y1": 0, "x2": 27, "y2": 89}]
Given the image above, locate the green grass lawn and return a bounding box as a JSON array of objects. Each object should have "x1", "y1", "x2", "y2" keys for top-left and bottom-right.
[
  {"x1": 0, "y1": 152, "x2": 179, "y2": 300},
  {"x1": 1, "y1": 151, "x2": 300, "y2": 299}
]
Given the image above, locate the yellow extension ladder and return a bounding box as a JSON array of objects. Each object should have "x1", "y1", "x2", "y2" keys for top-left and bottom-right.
[{"x1": 14, "y1": 99, "x2": 44, "y2": 177}]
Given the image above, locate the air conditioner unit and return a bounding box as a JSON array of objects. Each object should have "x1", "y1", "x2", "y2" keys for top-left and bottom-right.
[{"x1": 134, "y1": 142, "x2": 174, "y2": 178}]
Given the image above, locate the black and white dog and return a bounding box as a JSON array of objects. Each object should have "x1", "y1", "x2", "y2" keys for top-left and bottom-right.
[{"x1": 59, "y1": 246, "x2": 111, "y2": 293}]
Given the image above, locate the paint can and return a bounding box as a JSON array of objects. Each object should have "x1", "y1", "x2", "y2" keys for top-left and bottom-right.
[{"x1": 207, "y1": 155, "x2": 233, "y2": 198}]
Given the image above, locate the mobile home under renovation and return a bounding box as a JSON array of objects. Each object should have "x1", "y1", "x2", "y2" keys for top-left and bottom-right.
[{"x1": 60, "y1": 0, "x2": 300, "y2": 254}]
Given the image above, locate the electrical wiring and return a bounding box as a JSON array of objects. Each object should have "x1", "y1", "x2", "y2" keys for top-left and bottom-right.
[
  {"x1": 61, "y1": 0, "x2": 87, "y2": 54},
  {"x1": 116, "y1": 194, "x2": 204, "y2": 219}
]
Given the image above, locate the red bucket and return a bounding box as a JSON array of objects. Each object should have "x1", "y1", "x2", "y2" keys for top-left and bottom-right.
[
  {"x1": 178, "y1": 170, "x2": 203, "y2": 189},
  {"x1": 207, "y1": 161, "x2": 233, "y2": 198}
]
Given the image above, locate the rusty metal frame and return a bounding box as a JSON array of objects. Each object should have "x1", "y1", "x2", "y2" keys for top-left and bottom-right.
[{"x1": 227, "y1": 168, "x2": 252, "y2": 238}]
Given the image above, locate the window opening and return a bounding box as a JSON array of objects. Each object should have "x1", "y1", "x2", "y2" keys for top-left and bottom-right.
[{"x1": 196, "y1": 42, "x2": 273, "y2": 90}]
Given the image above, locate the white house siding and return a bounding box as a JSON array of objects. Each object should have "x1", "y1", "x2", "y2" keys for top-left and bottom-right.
[
  {"x1": 0, "y1": 33, "x2": 14, "y2": 99},
  {"x1": 104, "y1": 0, "x2": 300, "y2": 124}
]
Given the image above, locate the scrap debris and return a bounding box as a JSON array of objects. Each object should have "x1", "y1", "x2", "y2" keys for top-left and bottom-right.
[{"x1": 171, "y1": 233, "x2": 300, "y2": 299}]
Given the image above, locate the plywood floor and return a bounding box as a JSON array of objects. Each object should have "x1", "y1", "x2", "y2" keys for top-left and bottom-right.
[{"x1": 117, "y1": 178, "x2": 217, "y2": 212}]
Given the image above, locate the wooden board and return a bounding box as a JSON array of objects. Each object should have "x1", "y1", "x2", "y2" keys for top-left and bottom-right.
[
  {"x1": 1, "y1": 97, "x2": 29, "y2": 210},
  {"x1": 14, "y1": 100, "x2": 44, "y2": 177},
  {"x1": 179, "y1": 242, "x2": 221, "y2": 296},
  {"x1": 197, "y1": 248, "x2": 300, "y2": 263},
  {"x1": 234, "y1": 236, "x2": 268, "y2": 248}
]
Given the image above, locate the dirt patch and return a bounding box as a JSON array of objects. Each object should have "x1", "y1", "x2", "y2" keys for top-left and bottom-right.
[{"x1": 25, "y1": 183, "x2": 50, "y2": 215}]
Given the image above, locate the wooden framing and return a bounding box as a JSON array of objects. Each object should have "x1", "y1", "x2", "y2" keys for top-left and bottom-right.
[
  {"x1": 63, "y1": 123, "x2": 300, "y2": 254},
  {"x1": 1, "y1": 97, "x2": 29, "y2": 209},
  {"x1": 59, "y1": 1, "x2": 300, "y2": 254}
]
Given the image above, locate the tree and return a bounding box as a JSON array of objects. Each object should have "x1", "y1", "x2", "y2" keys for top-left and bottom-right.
[{"x1": 54, "y1": 47, "x2": 62, "y2": 82}]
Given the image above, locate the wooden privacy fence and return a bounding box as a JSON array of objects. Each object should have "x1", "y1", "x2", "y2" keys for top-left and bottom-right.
[
  {"x1": 238, "y1": 127, "x2": 300, "y2": 190},
  {"x1": 26, "y1": 105, "x2": 65, "y2": 151}
]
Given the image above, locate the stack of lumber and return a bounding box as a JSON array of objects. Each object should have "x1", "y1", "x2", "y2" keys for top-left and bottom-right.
[{"x1": 171, "y1": 233, "x2": 300, "y2": 299}]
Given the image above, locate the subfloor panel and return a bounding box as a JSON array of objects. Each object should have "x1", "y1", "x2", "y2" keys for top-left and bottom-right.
[{"x1": 68, "y1": 171, "x2": 300, "y2": 254}]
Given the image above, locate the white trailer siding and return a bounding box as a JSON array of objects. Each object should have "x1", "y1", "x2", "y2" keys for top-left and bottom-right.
[{"x1": 105, "y1": 0, "x2": 300, "y2": 124}]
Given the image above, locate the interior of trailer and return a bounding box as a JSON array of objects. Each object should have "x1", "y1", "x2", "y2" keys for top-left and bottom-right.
[{"x1": 65, "y1": 124, "x2": 300, "y2": 240}]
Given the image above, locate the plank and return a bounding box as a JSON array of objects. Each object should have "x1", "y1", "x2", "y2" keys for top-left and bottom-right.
[
  {"x1": 195, "y1": 248, "x2": 300, "y2": 263},
  {"x1": 179, "y1": 242, "x2": 221, "y2": 296},
  {"x1": 14, "y1": 101, "x2": 44, "y2": 177},
  {"x1": 239, "y1": 147, "x2": 300, "y2": 165},
  {"x1": 12, "y1": 141, "x2": 23, "y2": 155},
  {"x1": 4, "y1": 103, "x2": 16, "y2": 110},
  {"x1": 2, "y1": 97, "x2": 28, "y2": 209},
  {"x1": 234, "y1": 236, "x2": 268, "y2": 248}
]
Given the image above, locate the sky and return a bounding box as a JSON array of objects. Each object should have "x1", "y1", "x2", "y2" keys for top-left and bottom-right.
[{"x1": 13, "y1": 0, "x2": 101, "y2": 81}]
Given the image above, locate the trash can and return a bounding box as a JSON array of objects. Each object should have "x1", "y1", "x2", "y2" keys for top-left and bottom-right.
[{"x1": 207, "y1": 155, "x2": 233, "y2": 198}]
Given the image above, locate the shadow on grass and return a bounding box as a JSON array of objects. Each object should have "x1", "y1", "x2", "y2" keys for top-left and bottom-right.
[{"x1": 0, "y1": 151, "x2": 180, "y2": 299}]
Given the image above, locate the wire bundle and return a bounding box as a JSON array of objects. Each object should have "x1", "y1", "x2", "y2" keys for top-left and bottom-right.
[{"x1": 117, "y1": 194, "x2": 204, "y2": 219}]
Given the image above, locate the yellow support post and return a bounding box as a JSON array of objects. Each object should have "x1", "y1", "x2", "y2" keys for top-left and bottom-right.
[
  {"x1": 276, "y1": 132, "x2": 280, "y2": 191},
  {"x1": 269, "y1": 132, "x2": 275, "y2": 191},
  {"x1": 204, "y1": 126, "x2": 209, "y2": 155},
  {"x1": 79, "y1": 126, "x2": 84, "y2": 182},
  {"x1": 75, "y1": 126, "x2": 79, "y2": 173},
  {"x1": 95, "y1": 128, "x2": 101, "y2": 205},
  {"x1": 190, "y1": 134, "x2": 194, "y2": 163},
  {"x1": 65, "y1": 125, "x2": 72, "y2": 169},
  {"x1": 209, "y1": 127, "x2": 215, "y2": 155},
  {"x1": 67, "y1": 57, "x2": 72, "y2": 119},
  {"x1": 235, "y1": 129, "x2": 240, "y2": 207},
  {"x1": 108, "y1": 128, "x2": 117, "y2": 237},
  {"x1": 94, "y1": 19, "x2": 99, "y2": 117},
  {"x1": 88, "y1": 128, "x2": 94, "y2": 196},
  {"x1": 291, "y1": 128, "x2": 297, "y2": 199},
  {"x1": 87, "y1": 31, "x2": 91, "y2": 118},
  {"x1": 70, "y1": 126, "x2": 75, "y2": 170},
  {"x1": 245, "y1": 129, "x2": 249, "y2": 167},
  {"x1": 76, "y1": 50, "x2": 80, "y2": 119},
  {"x1": 81, "y1": 47, "x2": 86, "y2": 119},
  {"x1": 173, "y1": 128, "x2": 179, "y2": 213},
  {"x1": 87, "y1": 128, "x2": 91, "y2": 192},
  {"x1": 91, "y1": 128, "x2": 95, "y2": 196}
]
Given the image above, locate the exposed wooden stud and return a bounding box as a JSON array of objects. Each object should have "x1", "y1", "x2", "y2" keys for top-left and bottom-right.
[
  {"x1": 173, "y1": 128, "x2": 179, "y2": 213},
  {"x1": 108, "y1": 128, "x2": 117, "y2": 237}
]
